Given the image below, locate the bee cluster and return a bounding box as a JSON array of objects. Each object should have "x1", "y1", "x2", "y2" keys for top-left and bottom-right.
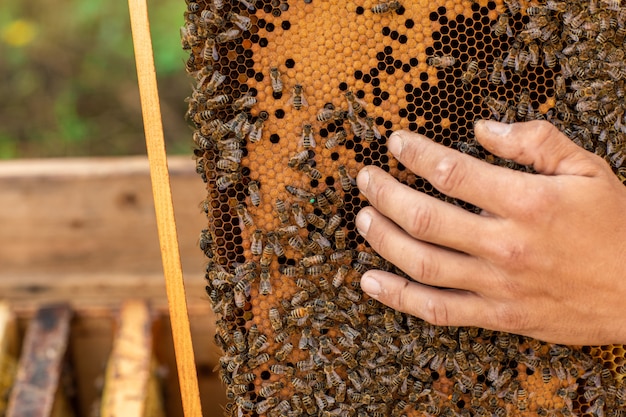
[{"x1": 184, "y1": 0, "x2": 626, "y2": 416}]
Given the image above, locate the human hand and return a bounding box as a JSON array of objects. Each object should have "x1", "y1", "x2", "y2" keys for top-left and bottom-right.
[{"x1": 355, "y1": 120, "x2": 626, "y2": 345}]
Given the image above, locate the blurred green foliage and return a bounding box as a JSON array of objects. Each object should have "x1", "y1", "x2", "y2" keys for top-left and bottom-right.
[{"x1": 0, "y1": 0, "x2": 192, "y2": 158}]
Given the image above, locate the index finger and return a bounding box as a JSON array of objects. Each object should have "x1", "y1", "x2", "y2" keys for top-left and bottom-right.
[{"x1": 388, "y1": 130, "x2": 530, "y2": 217}]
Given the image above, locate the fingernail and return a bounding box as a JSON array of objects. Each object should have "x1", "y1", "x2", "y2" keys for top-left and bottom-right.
[
  {"x1": 355, "y1": 210, "x2": 372, "y2": 237},
  {"x1": 388, "y1": 131, "x2": 404, "y2": 156},
  {"x1": 356, "y1": 167, "x2": 370, "y2": 194},
  {"x1": 361, "y1": 273, "x2": 381, "y2": 298},
  {"x1": 482, "y1": 120, "x2": 512, "y2": 136}
]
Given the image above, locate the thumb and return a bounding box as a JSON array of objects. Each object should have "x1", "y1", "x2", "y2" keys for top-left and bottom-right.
[{"x1": 474, "y1": 120, "x2": 600, "y2": 176}]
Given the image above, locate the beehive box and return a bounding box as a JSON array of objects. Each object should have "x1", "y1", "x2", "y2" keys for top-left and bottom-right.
[{"x1": 183, "y1": 0, "x2": 626, "y2": 416}]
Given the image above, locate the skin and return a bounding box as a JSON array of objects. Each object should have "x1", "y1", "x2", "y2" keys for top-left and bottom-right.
[{"x1": 355, "y1": 119, "x2": 626, "y2": 345}]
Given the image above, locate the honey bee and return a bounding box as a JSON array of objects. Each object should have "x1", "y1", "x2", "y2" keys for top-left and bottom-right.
[
  {"x1": 546, "y1": 0, "x2": 567, "y2": 12},
  {"x1": 492, "y1": 13, "x2": 513, "y2": 37},
  {"x1": 286, "y1": 185, "x2": 316, "y2": 202},
  {"x1": 231, "y1": 93, "x2": 257, "y2": 112},
  {"x1": 256, "y1": 397, "x2": 279, "y2": 414},
  {"x1": 288, "y1": 84, "x2": 308, "y2": 110},
  {"x1": 250, "y1": 229, "x2": 263, "y2": 256},
  {"x1": 322, "y1": 214, "x2": 341, "y2": 237},
  {"x1": 300, "y1": 164, "x2": 322, "y2": 180},
  {"x1": 275, "y1": 198, "x2": 290, "y2": 224},
  {"x1": 248, "y1": 111, "x2": 268, "y2": 143},
  {"x1": 325, "y1": 129, "x2": 347, "y2": 149},
  {"x1": 527, "y1": 41, "x2": 540, "y2": 67},
  {"x1": 270, "y1": 364, "x2": 295, "y2": 376},
  {"x1": 334, "y1": 229, "x2": 346, "y2": 250},
  {"x1": 290, "y1": 290, "x2": 310, "y2": 306},
  {"x1": 245, "y1": 180, "x2": 261, "y2": 207},
  {"x1": 276, "y1": 225, "x2": 299, "y2": 238},
  {"x1": 235, "y1": 203, "x2": 254, "y2": 227},
  {"x1": 259, "y1": 267, "x2": 272, "y2": 295},
  {"x1": 216, "y1": 157, "x2": 239, "y2": 172},
  {"x1": 363, "y1": 116, "x2": 382, "y2": 143},
  {"x1": 428, "y1": 54, "x2": 457, "y2": 68},
  {"x1": 216, "y1": 172, "x2": 242, "y2": 190},
  {"x1": 504, "y1": 0, "x2": 521, "y2": 14},
  {"x1": 201, "y1": 70, "x2": 226, "y2": 95},
  {"x1": 269, "y1": 67, "x2": 283, "y2": 97},
  {"x1": 337, "y1": 165, "x2": 355, "y2": 192},
  {"x1": 461, "y1": 59, "x2": 480, "y2": 88},
  {"x1": 483, "y1": 94, "x2": 508, "y2": 120},
  {"x1": 288, "y1": 235, "x2": 305, "y2": 250},
  {"x1": 317, "y1": 103, "x2": 338, "y2": 123},
  {"x1": 291, "y1": 377, "x2": 312, "y2": 395},
  {"x1": 347, "y1": 113, "x2": 366, "y2": 137},
  {"x1": 269, "y1": 307, "x2": 283, "y2": 330},
  {"x1": 371, "y1": 1, "x2": 402, "y2": 14},
  {"x1": 267, "y1": 233, "x2": 284, "y2": 257},
  {"x1": 203, "y1": 94, "x2": 229, "y2": 110},
  {"x1": 192, "y1": 110, "x2": 216, "y2": 125},
  {"x1": 236, "y1": 397, "x2": 255, "y2": 412},
  {"x1": 216, "y1": 28, "x2": 241, "y2": 44},
  {"x1": 345, "y1": 90, "x2": 366, "y2": 116},
  {"x1": 249, "y1": 352, "x2": 270, "y2": 368},
  {"x1": 291, "y1": 203, "x2": 307, "y2": 228},
  {"x1": 489, "y1": 57, "x2": 507, "y2": 85},
  {"x1": 288, "y1": 149, "x2": 310, "y2": 168},
  {"x1": 305, "y1": 264, "x2": 332, "y2": 276},
  {"x1": 225, "y1": 11, "x2": 251, "y2": 31},
  {"x1": 306, "y1": 213, "x2": 326, "y2": 229},
  {"x1": 279, "y1": 264, "x2": 305, "y2": 277}
]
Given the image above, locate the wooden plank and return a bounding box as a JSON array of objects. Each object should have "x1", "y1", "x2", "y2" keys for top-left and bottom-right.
[
  {"x1": 6, "y1": 304, "x2": 73, "y2": 417},
  {"x1": 100, "y1": 300, "x2": 164, "y2": 417},
  {"x1": 0, "y1": 156, "x2": 207, "y2": 279},
  {"x1": 0, "y1": 302, "x2": 18, "y2": 417}
]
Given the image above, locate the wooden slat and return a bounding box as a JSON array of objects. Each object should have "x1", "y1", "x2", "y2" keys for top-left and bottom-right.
[
  {"x1": 100, "y1": 300, "x2": 164, "y2": 417},
  {"x1": 127, "y1": 0, "x2": 203, "y2": 413},
  {"x1": 0, "y1": 156, "x2": 206, "y2": 278},
  {"x1": 6, "y1": 305, "x2": 73, "y2": 417}
]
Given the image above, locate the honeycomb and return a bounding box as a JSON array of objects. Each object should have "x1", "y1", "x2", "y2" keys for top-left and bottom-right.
[{"x1": 182, "y1": 0, "x2": 626, "y2": 415}]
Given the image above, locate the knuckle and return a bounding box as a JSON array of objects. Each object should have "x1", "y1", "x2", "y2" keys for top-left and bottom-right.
[
  {"x1": 407, "y1": 203, "x2": 436, "y2": 238},
  {"x1": 493, "y1": 240, "x2": 527, "y2": 267},
  {"x1": 493, "y1": 304, "x2": 528, "y2": 333},
  {"x1": 421, "y1": 296, "x2": 450, "y2": 327},
  {"x1": 392, "y1": 279, "x2": 412, "y2": 311},
  {"x1": 432, "y1": 156, "x2": 466, "y2": 195},
  {"x1": 409, "y1": 251, "x2": 438, "y2": 283}
]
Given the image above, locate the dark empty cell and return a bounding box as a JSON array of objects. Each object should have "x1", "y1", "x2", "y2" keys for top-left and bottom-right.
[
  {"x1": 235, "y1": 45, "x2": 244, "y2": 54},
  {"x1": 331, "y1": 152, "x2": 339, "y2": 161},
  {"x1": 354, "y1": 70, "x2": 363, "y2": 80},
  {"x1": 380, "y1": 91, "x2": 390, "y2": 101},
  {"x1": 426, "y1": 46, "x2": 435, "y2": 55},
  {"x1": 393, "y1": 60, "x2": 402, "y2": 69},
  {"x1": 419, "y1": 72, "x2": 429, "y2": 82},
  {"x1": 285, "y1": 58, "x2": 295, "y2": 68},
  {"x1": 250, "y1": 34, "x2": 260, "y2": 43},
  {"x1": 383, "y1": 45, "x2": 393, "y2": 55},
  {"x1": 450, "y1": 38, "x2": 459, "y2": 49},
  {"x1": 273, "y1": 91, "x2": 283, "y2": 99},
  {"x1": 441, "y1": 108, "x2": 450, "y2": 119},
  {"x1": 262, "y1": 4, "x2": 272, "y2": 13},
  {"x1": 362, "y1": 74, "x2": 372, "y2": 83},
  {"x1": 407, "y1": 113, "x2": 417, "y2": 122},
  {"x1": 442, "y1": 45, "x2": 453, "y2": 55},
  {"x1": 409, "y1": 57, "x2": 419, "y2": 66},
  {"x1": 363, "y1": 148, "x2": 371, "y2": 157},
  {"x1": 429, "y1": 11, "x2": 438, "y2": 21},
  {"x1": 438, "y1": 15, "x2": 448, "y2": 25},
  {"x1": 385, "y1": 56, "x2": 394, "y2": 65},
  {"x1": 310, "y1": 179, "x2": 319, "y2": 188},
  {"x1": 363, "y1": 157, "x2": 373, "y2": 165},
  {"x1": 237, "y1": 64, "x2": 246, "y2": 73},
  {"x1": 257, "y1": 18, "x2": 267, "y2": 28},
  {"x1": 356, "y1": 6, "x2": 364, "y2": 14},
  {"x1": 434, "y1": 124, "x2": 443, "y2": 134},
  {"x1": 356, "y1": 90, "x2": 365, "y2": 99},
  {"x1": 275, "y1": 109, "x2": 285, "y2": 118},
  {"x1": 326, "y1": 123, "x2": 336, "y2": 132},
  {"x1": 445, "y1": 83, "x2": 456, "y2": 94},
  {"x1": 376, "y1": 51, "x2": 386, "y2": 61},
  {"x1": 466, "y1": 37, "x2": 476, "y2": 47},
  {"x1": 377, "y1": 62, "x2": 386, "y2": 71},
  {"x1": 354, "y1": 153, "x2": 364, "y2": 163},
  {"x1": 371, "y1": 78, "x2": 380, "y2": 87},
  {"x1": 259, "y1": 38, "x2": 268, "y2": 47},
  {"x1": 271, "y1": 8, "x2": 281, "y2": 17},
  {"x1": 513, "y1": 84, "x2": 521, "y2": 94},
  {"x1": 373, "y1": 87, "x2": 383, "y2": 96},
  {"x1": 385, "y1": 66, "x2": 395, "y2": 75},
  {"x1": 440, "y1": 26, "x2": 449, "y2": 35},
  {"x1": 527, "y1": 72, "x2": 537, "y2": 82},
  {"x1": 487, "y1": 1, "x2": 496, "y2": 9},
  {"x1": 405, "y1": 18, "x2": 415, "y2": 28},
  {"x1": 339, "y1": 82, "x2": 348, "y2": 91},
  {"x1": 382, "y1": 26, "x2": 391, "y2": 36},
  {"x1": 229, "y1": 61, "x2": 238, "y2": 70},
  {"x1": 390, "y1": 30, "x2": 399, "y2": 40},
  {"x1": 269, "y1": 133, "x2": 280, "y2": 144},
  {"x1": 402, "y1": 63, "x2": 411, "y2": 72},
  {"x1": 480, "y1": 15, "x2": 491, "y2": 26},
  {"x1": 408, "y1": 122, "x2": 418, "y2": 131},
  {"x1": 345, "y1": 140, "x2": 354, "y2": 150},
  {"x1": 354, "y1": 143, "x2": 363, "y2": 153},
  {"x1": 319, "y1": 128, "x2": 328, "y2": 138},
  {"x1": 431, "y1": 96, "x2": 440, "y2": 106},
  {"x1": 281, "y1": 20, "x2": 291, "y2": 30},
  {"x1": 406, "y1": 103, "x2": 416, "y2": 113},
  {"x1": 325, "y1": 176, "x2": 334, "y2": 186},
  {"x1": 254, "y1": 72, "x2": 264, "y2": 82},
  {"x1": 373, "y1": 97, "x2": 382, "y2": 106},
  {"x1": 266, "y1": 23, "x2": 275, "y2": 32}
]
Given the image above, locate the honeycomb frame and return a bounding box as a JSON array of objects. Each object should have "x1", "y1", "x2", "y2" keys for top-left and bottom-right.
[{"x1": 183, "y1": 0, "x2": 626, "y2": 415}]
